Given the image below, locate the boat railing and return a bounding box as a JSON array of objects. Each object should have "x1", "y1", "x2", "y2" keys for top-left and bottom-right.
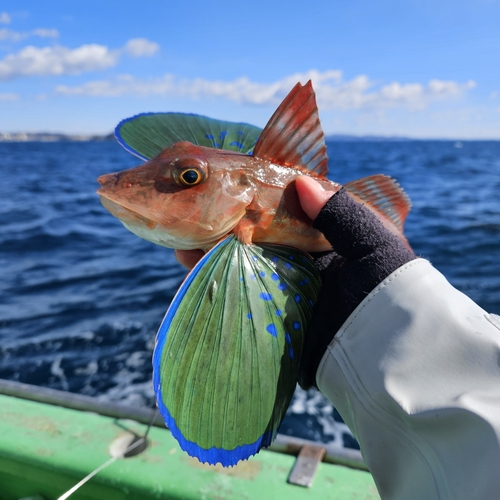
[{"x1": 0, "y1": 377, "x2": 367, "y2": 471}]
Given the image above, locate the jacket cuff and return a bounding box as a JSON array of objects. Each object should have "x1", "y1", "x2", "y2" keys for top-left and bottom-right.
[{"x1": 317, "y1": 259, "x2": 500, "y2": 499}]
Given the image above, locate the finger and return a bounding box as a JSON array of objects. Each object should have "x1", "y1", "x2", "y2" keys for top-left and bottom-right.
[
  {"x1": 175, "y1": 249, "x2": 205, "y2": 270},
  {"x1": 295, "y1": 175, "x2": 335, "y2": 220}
]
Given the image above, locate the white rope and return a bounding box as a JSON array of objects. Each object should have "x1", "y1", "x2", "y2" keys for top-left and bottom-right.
[
  {"x1": 57, "y1": 410, "x2": 156, "y2": 499},
  {"x1": 57, "y1": 437, "x2": 145, "y2": 500}
]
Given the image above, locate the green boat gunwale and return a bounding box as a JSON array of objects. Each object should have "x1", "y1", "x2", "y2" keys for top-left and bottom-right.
[{"x1": 0, "y1": 378, "x2": 379, "y2": 500}]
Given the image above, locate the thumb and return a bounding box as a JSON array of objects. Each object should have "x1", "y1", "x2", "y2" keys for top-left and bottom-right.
[{"x1": 295, "y1": 175, "x2": 336, "y2": 220}]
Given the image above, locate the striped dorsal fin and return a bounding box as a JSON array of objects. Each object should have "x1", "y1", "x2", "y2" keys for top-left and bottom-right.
[{"x1": 252, "y1": 81, "x2": 328, "y2": 177}]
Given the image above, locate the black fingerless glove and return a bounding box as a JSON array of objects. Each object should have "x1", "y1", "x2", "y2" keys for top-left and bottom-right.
[{"x1": 298, "y1": 187, "x2": 416, "y2": 389}]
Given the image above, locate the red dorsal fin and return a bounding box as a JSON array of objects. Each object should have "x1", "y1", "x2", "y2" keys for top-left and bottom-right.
[
  {"x1": 344, "y1": 175, "x2": 412, "y2": 233},
  {"x1": 252, "y1": 81, "x2": 328, "y2": 177}
]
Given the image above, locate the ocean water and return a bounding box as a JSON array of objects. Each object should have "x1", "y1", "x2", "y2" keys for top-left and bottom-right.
[{"x1": 1, "y1": 139, "x2": 499, "y2": 452}]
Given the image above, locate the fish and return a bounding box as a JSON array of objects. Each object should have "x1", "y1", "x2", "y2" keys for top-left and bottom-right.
[
  {"x1": 97, "y1": 81, "x2": 411, "y2": 467},
  {"x1": 97, "y1": 82, "x2": 410, "y2": 253}
]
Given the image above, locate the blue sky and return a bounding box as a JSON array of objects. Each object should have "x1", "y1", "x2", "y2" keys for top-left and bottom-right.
[{"x1": 0, "y1": 0, "x2": 498, "y2": 138}]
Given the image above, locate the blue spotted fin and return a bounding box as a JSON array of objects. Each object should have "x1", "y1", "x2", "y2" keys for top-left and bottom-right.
[
  {"x1": 252, "y1": 81, "x2": 329, "y2": 177},
  {"x1": 153, "y1": 236, "x2": 321, "y2": 467},
  {"x1": 115, "y1": 113, "x2": 262, "y2": 161}
]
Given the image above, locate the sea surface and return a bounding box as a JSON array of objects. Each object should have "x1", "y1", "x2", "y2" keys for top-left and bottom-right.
[{"x1": 1, "y1": 139, "x2": 499, "y2": 452}]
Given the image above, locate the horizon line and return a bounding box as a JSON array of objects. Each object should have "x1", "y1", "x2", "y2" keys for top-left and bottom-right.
[{"x1": 0, "y1": 131, "x2": 499, "y2": 142}]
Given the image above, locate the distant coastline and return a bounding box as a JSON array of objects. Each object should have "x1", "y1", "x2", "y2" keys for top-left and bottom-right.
[
  {"x1": 0, "y1": 132, "x2": 115, "y2": 142},
  {"x1": 0, "y1": 132, "x2": 497, "y2": 143}
]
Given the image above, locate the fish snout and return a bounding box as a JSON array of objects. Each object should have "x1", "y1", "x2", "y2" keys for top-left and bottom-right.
[{"x1": 97, "y1": 172, "x2": 123, "y2": 188}]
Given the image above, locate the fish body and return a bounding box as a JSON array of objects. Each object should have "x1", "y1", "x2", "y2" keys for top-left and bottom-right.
[
  {"x1": 98, "y1": 81, "x2": 411, "y2": 254},
  {"x1": 97, "y1": 81, "x2": 411, "y2": 467},
  {"x1": 98, "y1": 142, "x2": 337, "y2": 252}
]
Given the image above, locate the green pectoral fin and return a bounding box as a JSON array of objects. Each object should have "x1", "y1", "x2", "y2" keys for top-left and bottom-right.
[
  {"x1": 152, "y1": 237, "x2": 321, "y2": 466},
  {"x1": 115, "y1": 113, "x2": 263, "y2": 160}
]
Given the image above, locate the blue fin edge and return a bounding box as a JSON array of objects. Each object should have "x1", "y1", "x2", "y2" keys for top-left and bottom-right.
[
  {"x1": 114, "y1": 112, "x2": 156, "y2": 161},
  {"x1": 152, "y1": 236, "x2": 273, "y2": 466},
  {"x1": 115, "y1": 112, "x2": 261, "y2": 161},
  {"x1": 153, "y1": 385, "x2": 273, "y2": 467}
]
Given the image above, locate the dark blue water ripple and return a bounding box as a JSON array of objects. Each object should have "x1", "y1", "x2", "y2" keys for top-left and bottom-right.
[{"x1": 0, "y1": 139, "x2": 499, "y2": 450}]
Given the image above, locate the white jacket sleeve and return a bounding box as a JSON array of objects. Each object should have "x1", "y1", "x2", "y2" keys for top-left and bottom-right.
[{"x1": 316, "y1": 258, "x2": 500, "y2": 500}]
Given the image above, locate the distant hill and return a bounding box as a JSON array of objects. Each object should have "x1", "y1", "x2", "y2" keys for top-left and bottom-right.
[{"x1": 0, "y1": 132, "x2": 115, "y2": 142}]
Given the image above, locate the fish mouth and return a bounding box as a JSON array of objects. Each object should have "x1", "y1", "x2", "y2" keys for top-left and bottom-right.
[
  {"x1": 97, "y1": 191, "x2": 158, "y2": 230},
  {"x1": 97, "y1": 189, "x2": 235, "y2": 250}
]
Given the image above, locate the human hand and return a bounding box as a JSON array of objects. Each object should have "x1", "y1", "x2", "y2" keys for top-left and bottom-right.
[{"x1": 296, "y1": 177, "x2": 415, "y2": 388}]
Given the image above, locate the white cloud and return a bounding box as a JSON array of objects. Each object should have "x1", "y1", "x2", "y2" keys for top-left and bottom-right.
[
  {"x1": 0, "y1": 27, "x2": 59, "y2": 42},
  {"x1": 0, "y1": 38, "x2": 158, "y2": 81},
  {"x1": 32, "y1": 28, "x2": 59, "y2": 38},
  {"x1": 0, "y1": 28, "x2": 26, "y2": 42},
  {"x1": 54, "y1": 70, "x2": 476, "y2": 112},
  {"x1": 124, "y1": 38, "x2": 159, "y2": 57},
  {"x1": 0, "y1": 12, "x2": 10, "y2": 24},
  {"x1": 428, "y1": 79, "x2": 476, "y2": 96},
  {"x1": 0, "y1": 44, "x2": 119, "y2": 80},
  {"x1": 56, "y1": 70, "x2": 342, "y2": 103},
  {"x1": 490, "y1": 91, "x2": 498, "y2": 99},
  {"x1": 0, "y1": 92, "x2": 18, "y2": 101}
]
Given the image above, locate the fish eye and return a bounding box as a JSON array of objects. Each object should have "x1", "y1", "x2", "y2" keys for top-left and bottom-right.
[
  {"x1": 178, "y1": 168, "x2": 204, "y2": 187},
  {"x1": 170, "y1": 157, "x2": 208, "y2": 187}
]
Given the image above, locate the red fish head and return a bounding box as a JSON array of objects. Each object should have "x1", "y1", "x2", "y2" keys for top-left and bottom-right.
[{"x1": 97, "y1": 141, "x2": 256, "y2": 250}]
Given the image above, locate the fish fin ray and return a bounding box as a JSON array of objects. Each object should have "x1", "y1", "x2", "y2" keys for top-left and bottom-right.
[
  {"x1": 115, "y1": 113, "x2": 262, "y2": 160},
  {"x1": 344, "y1": 174, "x2": 412, "y2": 233},
  {"x1": 153, "y1": 237, "x2": 321, "y2": 466},
  {"x1": 252, "y1": 81, "x2": 328, "y2": 177}
]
